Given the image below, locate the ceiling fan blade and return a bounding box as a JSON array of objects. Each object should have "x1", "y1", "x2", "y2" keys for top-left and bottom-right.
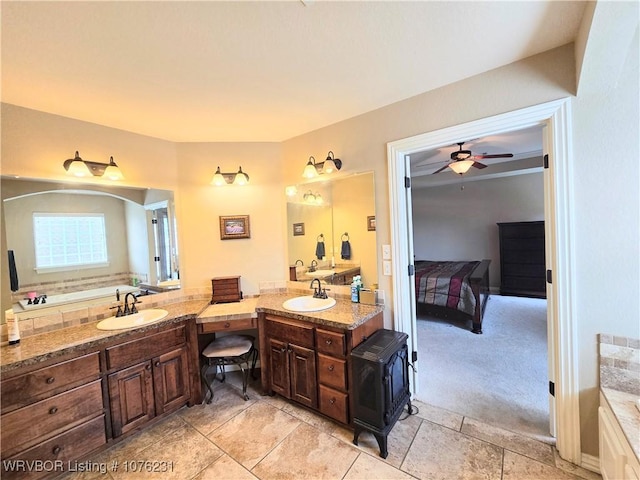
[
  {"x1": 472, "y1": 161, "x2": 487, "y2": 169},
  {"x1": 432, "y1": 164, "x2": 450, "y2": 174},
  {"x1": 475, "y1": 153, "x2": 514, "y2": 159}
]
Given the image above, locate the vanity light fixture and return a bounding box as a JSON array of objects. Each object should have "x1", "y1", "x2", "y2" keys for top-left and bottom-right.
[
  {"x1": 301, "y1": 151, "x2": 343, "y2": 178},
  {"x1": 303, "y1": 190, "x2": 323, "y2": 205},
  {"x1": 210, "y1": 166, "x2": 250, "y2": 186},
  {"x1": 285, "y1": 185, "x2": 298, "y2": 197},
  {"x1": 63, "y1": 151, "x2": 124, "y2": 180}
]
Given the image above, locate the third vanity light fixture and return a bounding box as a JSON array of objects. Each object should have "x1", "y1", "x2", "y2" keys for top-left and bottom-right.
[
  {"x1": 63, "y1": 151, "x2": 124, "y2": 181},
  {"x1": 210, "y1": 166, "x2": 250, "y2": 186},
  {"x1": 302, "y1": 151, "x2": 343, "y2": 178}
]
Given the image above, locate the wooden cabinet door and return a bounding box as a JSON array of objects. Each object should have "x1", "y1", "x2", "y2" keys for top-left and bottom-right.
[
  {"x1": 152, "y1": 347, "x2": 191, "y2": 416},
  {"x1": 289, "y1": 344, "x2": 317, "y2": 409},
  {"x1": 268, "y1": 338, "x2": 290, "y2": 398},
  {"x1": 108, "y1": 361, "x2": 155, "y2": 437}
]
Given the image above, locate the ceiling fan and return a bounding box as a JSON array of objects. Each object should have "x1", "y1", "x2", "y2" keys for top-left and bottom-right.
[{"x1": 432, "y1": 142, "x2": 514, "y2": 175}]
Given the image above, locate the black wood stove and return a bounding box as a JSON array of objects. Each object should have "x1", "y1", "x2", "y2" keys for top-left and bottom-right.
[{"x1": 351, "y1": 329, "x2": 413, "y2": 458}]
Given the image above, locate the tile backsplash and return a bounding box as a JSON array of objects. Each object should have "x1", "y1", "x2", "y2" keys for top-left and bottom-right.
[
  {"x1": 2, "y1": 287, "x2": 211, "y2": 344},
  {"x1": 599, "y1": 333, "x2": 640, "y2": 395}
]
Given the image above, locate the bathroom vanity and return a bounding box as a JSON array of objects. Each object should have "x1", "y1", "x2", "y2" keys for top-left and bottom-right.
[
  {"x1": 256, "y1": 293, "x2": 383, "y2": 425},
  {"x1": 0, "y1": 301, "x2": 203, "y2": 479}
]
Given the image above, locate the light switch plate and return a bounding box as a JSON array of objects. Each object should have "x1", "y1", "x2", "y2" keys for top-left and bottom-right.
[
  {"x1": 382, "y1": 244, "x2": 391, "y2": 260},
  {"x1": 383, "y1": 260, "x2": 392, "y2": 276}
]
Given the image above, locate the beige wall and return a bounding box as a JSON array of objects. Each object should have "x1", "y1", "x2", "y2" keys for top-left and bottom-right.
[
  {"x1": 174, "y1": 142, "x2": 285, "y2": 296},
  {"x1": 411, "y1": 172, "x2": 545, "y2": 289},
  {"x1": 1, "y1": 4, "x2": 638, "y2": 458},
  {"x1": 4, "y1": 192, "x2": 129, "y2": 287}
]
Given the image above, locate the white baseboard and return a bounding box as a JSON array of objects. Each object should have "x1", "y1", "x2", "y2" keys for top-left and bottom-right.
[{"x1": 580, "y1": 453, "x2": 600, "y2": 474}]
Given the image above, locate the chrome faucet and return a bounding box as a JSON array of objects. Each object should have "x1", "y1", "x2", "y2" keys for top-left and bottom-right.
[
  {"x1": 123, "y1": 292, "x2": 139, "y2": 315},
  {"x1": 309, "y1": 278, "x2": 328, "y2": 299}
]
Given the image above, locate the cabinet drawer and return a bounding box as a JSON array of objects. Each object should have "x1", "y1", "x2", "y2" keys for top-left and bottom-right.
[
  {"x1": 106, "y1": 325, "x2": 186, "y2": 370},
  {"x1": 199, "y1": 317, "x2": 256, "y2": 333},
  {"x1": 1, "y1": 380, "x2": 103, "y2": 456},
  {"x1": 1, "y1": 352, "x2": 100, "y2": 412},
  {"x1": 319, "y1": 385, "x2": 348, "y2": 424},
  {"x1": 351, "y1": 313, "x2": 384, "y2": 349},
  {"x1": 265, "y1": 316, "x2": 314, "y2": 349},
  {"x1": 316, "y1": 329, "x2": 346, "y2": 357},
  {"x1": 1, "y1": 415, "x2": 106, "y2": 480},
  {"x1": 317, "y1": 353, "x2": 347, "y2": 390}
]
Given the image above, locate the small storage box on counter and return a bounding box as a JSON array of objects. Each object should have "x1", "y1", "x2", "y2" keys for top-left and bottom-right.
[
  {"x1": 211, "y1": 276, "x2": 242, "y2": 304},
  {"x1": 359, "y1": 289, "x2": 377, "y2": 305}
]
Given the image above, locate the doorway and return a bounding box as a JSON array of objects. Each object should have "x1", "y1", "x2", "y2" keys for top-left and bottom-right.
[
  {"x1": 386, "y1": 98, "x2": 581, "y2": 463},
  {"x1": 409, "y1": 130, "x2": 550, "y2": 441}
]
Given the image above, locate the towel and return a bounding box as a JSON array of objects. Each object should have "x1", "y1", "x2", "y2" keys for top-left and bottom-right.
[
  {"x1": 341, "y1": 240, "x2": 351, "y2": 260},
  {"x1": 315, "y1": 240, "x2": 325, "y2": 260}
]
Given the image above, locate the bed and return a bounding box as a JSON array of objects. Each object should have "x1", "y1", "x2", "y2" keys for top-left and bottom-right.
[{"x1": 414, "y1": 260, "x2": 491, "y2": 334}]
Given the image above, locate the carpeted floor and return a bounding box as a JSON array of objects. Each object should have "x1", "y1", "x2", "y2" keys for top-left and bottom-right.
[{"x1": 415, "y1": 294, "x2": 553, "y2": 443}]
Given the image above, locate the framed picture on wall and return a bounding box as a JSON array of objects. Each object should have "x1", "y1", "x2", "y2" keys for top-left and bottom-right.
[
  {"x1": 293, "y1": 222, "x2": 305, "y2": 236},
  {"x1": 220, "y1": 215, "x2": 250, "y2": 240},
  {"x1": 367, "y1": 216, "x2": 376, "y2": 231}
]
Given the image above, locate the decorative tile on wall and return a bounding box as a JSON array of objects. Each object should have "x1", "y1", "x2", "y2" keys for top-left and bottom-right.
[{"x1": 599, "y1": 333, "x2": 640, "y2": 395}]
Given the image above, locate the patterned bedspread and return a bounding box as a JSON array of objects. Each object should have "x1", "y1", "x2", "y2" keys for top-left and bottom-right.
[{"x1": 414, "y1": 261, "x2": 480, "y2": 317}]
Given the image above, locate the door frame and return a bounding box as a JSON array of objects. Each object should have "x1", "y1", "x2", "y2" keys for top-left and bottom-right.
[{"x1": 386, "y1": 98, "x2": 580, "y2": 463}]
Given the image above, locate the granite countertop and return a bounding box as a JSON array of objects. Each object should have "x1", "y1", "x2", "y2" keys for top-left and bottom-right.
[
  {"x1": 601, "y1": 387, "x2": 640, "y2": 461},
  {"x1": 0, "y1": 300, "x2": 209, "y2": 374},
  {"x1": 1, "y1": 293, "x2": 384, "y2": 374},
  {"x1": 255, "y1": 293, "x2": 384, "y2": 330}
]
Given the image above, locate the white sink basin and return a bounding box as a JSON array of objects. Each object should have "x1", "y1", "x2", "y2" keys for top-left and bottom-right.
[
  {"x1": 310, "y1": 269, "x2": 336, "y2": 277},
  {"x1": 96, "y1": 309, "x2": 169, "y2": 330},
  {"x1": 282, "y1": 296, "x2": 336, "y2": 312}
]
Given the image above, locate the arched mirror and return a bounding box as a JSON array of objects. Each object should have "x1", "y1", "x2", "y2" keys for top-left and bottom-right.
[
  {"x1": 286, "y1": 172, "x2": 377, "y2": 287},
  {"x1": 1, "y1": 177, "x2": 180, "y2": 315}
]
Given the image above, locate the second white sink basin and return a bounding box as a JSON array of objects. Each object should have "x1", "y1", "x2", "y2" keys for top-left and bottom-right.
[
  {"x1": 282, "y1": 296, "x2": 336, "y2": 312},
  {"x1": 96, "y1": 309, "x2": 169, "y2": 330}
]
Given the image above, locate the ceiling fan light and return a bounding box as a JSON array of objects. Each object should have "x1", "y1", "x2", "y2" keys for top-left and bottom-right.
[{"x1": 449, "y1": 160, "x2": 474, "y2": 174}]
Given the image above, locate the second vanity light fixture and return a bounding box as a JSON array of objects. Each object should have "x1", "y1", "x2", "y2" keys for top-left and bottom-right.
[
  {"x1": 63, "y1": 151, "x2": 124, "y2": 181},
  {"x1": 302, "y1": 151, "x2": 343, "y2": 179},
  {"x1": 210, "y1": 166, "x2": 250, "y2": 186}
]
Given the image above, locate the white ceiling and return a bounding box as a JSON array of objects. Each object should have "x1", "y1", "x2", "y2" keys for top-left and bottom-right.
[{"x1": 1, "y1": 1, "x2": 586, "y2": 143}]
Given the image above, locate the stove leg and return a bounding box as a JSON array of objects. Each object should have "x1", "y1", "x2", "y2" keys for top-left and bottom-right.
[
  {"x1": 373, "y1": 433, "x2": 388, "y2": 459},
  {"x1": 353, "y1": 426, "x2": 362, "y2": 446}
]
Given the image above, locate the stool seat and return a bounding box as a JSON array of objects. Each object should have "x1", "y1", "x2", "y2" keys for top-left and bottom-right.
[
  {"x1": 203, "y1": 335, "x2": 253, "y2": 358},
  {"x1": 201, "y1": 334, "x2": 257, "y2": 403}
]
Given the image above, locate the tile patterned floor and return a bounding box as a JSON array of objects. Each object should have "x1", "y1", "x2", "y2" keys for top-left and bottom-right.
[{"x1": 61, "y1": 372, "x2": 601, "y2": 480}]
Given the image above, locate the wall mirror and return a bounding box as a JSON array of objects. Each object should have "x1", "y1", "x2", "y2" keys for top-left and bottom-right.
[
  {"x1": 1, "y1": 177, "x2": 180, "y2": 315},
  {"x1": 286, "y1": 171, "x2": 377, "y2": 287}
]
